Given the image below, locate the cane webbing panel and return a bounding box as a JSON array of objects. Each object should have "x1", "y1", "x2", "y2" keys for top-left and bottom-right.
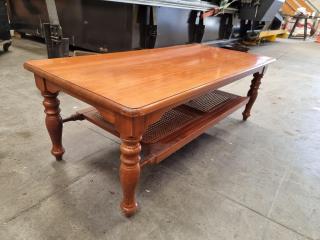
[
  {"x1": 185, "y1": 90, "x2": 237, "y2": 112},
  {"x1": 142, "y1": 108, "x2": 195, "y2": 144}
]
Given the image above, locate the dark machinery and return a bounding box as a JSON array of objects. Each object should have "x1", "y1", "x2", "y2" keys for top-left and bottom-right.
[
  {"x1": 6, "y1": 0, "x2": 239, "y2": 54},
  {"x1": 239, "y1": 0, "x2": 285, "y2": 40},
  {"x1": 240, "y1": 0, "x2": 284, "y2": 22},
  {"x1": 42, "y1": 0, "x2": 69, "y2": 58},
  {"x1": 5, "y1": 0, "x2": 283, "y2": 55},
  {"x1": 0, "y1": 0, "x2": 11, "y2": 52}
]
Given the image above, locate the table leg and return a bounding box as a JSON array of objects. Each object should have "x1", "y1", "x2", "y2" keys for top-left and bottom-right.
[
  {"x1": 42, "y1": 91, "x2": 65, "y2": 160},
  {"x1": 304, "y1": 17, "x2": 308, "y2": 40},
  {"x1": 242, "y1": 72, "x2": 263, "y2": 121},
  {"x1": 119, "y1": 136, "x2": 141, "y2": 217},
  {"x1": 289, "y1": 17, "x2": 299, "y2": 39}
]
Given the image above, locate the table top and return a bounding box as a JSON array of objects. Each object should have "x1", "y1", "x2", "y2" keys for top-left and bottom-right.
[{"x1": 24, "y1": 44, "x2": 274, "y2": 115}]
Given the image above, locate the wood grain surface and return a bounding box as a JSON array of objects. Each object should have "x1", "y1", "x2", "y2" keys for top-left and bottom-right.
[{"x1": 24, "y1": 44, "x2": 274, "y2": 115}]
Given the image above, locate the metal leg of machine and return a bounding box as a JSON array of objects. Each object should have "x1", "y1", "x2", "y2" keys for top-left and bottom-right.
[{"x1": 44, "y1": 0, "x2": 69, "y2": 58}]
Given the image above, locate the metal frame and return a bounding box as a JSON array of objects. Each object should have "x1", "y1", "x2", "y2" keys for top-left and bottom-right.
[
  {"x1": 102, "y1": 0, "x2": 236, "y2": 13},
  {"x1": 43, "y1": 0, "x2": 69, "y2": 58}
]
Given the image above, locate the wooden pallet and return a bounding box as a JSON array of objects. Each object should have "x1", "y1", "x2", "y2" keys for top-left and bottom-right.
[{"x1": 259, "y1": 29, "x2": 289, "y2": 42}]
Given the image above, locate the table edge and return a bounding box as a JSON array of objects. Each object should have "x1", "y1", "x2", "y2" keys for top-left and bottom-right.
[{"x1": 24, "y1": 57, "x2": 275, "y2": 117}]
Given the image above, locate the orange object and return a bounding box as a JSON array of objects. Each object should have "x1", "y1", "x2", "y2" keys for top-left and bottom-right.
[
  {"x1": 24, "y1": 44, "x2": 275, "y2": 217},
  {"x1": 202, "y1": 7, "x2": 219, "y2": 18},
  {"x1": 316, "y1": 35, "x2": 320, "y2": 43}
]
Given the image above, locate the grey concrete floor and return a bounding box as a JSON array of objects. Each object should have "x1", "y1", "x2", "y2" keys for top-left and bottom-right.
[{"x1": 0, "y1": 38, "x2": 319, "y2": 240}]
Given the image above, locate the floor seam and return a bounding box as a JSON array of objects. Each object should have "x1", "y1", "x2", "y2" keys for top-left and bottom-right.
[
  {"x1": 61, "y1": 115, "x2": 120, "y2": 144},
  {"x1": 75, "y1": 119, "x2": 120, "y2": 144},
  {"x1": 159, "y1": 164, "x2": 313, "y2": 240},
  {"x1": 275, "y1": 52, "x2": 288, "y2": 61},
  {"x1": 85, "y1": 125, "x2": 120, "y2": 144},
  {"x1": 266, "y1": 166, "x2": 290, "y2": 218},
  {"x1": 2, "y1": 166, "x2": 95, "y2": 225},
  {"x1": 217, "y1": 189, "x2": 313, "y2": 240},
  {"x1": 2, "y1": 144, "x2": 119, "y2": 225}
]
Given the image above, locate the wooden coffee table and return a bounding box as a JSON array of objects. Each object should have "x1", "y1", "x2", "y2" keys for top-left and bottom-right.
[{"x1": 24, "y1": 44, "x2": 274, "y2": 216}]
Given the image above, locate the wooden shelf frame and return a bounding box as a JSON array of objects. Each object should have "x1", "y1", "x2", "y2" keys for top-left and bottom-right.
[
  {"x1": 73, "y1": 90, "x2": 249, "y2": 167},
  {"x1": 25, "y1": 43, "x2": 273, "y2": 216}
]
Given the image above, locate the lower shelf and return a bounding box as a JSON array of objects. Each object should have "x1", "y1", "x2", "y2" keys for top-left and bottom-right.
[{"x1": 76, "y1": 90, "x2": 249, "y2": 166}]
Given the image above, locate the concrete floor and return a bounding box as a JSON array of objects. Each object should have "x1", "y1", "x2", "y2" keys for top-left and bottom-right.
[{"x1": 0, "y1": 38, "x2": 319, "y2": 240}]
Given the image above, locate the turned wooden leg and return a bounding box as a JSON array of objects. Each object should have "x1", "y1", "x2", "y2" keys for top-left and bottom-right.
[
  {"x1": 119, "y1": 136, "x2": 141, "y2": 217},
  {"x1": 42, "y1": 91, "x2": 65, "y2": 160},
  {"x1": 242, "y1": 72, "x2": 263, "y2": 121}
]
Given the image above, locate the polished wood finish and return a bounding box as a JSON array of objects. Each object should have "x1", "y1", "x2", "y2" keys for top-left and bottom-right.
[
  {"x1": 42, "y1": 91, "x2": 65, "y2": 160},
  {"x1": 35, "y1": 76, "x2": 65, "y2": 161},
  {"x1": 24, "y1": 44, "x2": 274, "y2": 216},
  {"x1": 75, "y1": 91, "x2": 249, "y2": 167},
  {"x1": 120, "y1": 137, "x2": 141, "y2": 216},
  {"x1": 142, "y1": 92, "x2": 250, "y2": 166},
  {"x1": 24, "y1": 44, "x2": 274, "y2": 116}
]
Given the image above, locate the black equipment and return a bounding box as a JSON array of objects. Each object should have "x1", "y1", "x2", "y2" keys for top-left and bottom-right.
[
  {"x1": 239, "y1": 0, "x2": 285, "y2": 40},
  {"x1": 0, "y1": 0, "x2": 11, "y2": 52},
  {"x1": 6, "y1": 0, "x2": 238, "y2": 54},
  {"x1": 43, "y1": 0, "x2": 69, "y2": 58},
  {"x1": 240, "y1": 0, "x2": 285, "y2": 22}
]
